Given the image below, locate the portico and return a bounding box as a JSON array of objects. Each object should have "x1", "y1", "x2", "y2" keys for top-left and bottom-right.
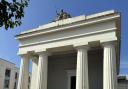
[{"x1": 16, "y1": 10, "x2": 120, "y2": 89}]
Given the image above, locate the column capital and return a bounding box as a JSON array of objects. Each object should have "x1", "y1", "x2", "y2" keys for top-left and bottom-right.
[
  {"x1": 75, "y1": 45, "x2": 90, "y2": 50},
  {"x1": 31, "y1": 54, "x2": 39, "y2": 61},
  {"x1": 20, "y1": 54, "x2": 30, "y2": 59},
  {"x1": 37, "y1": 51, "x2": 51, "y2": 56},
  {"x1": 102, "y1": 41, "x2": 116, "y2": 47}
]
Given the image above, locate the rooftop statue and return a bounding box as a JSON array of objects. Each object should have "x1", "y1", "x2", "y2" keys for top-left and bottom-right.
[{"x1": 53, "y1": 9, "x2": 71, "y2": 22}]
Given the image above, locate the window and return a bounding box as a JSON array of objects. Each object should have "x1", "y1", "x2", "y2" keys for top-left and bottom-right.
[
  {"x1": 4, "y1": 80, "x2": 9, "y2": 88},
  {"x1": 66, "y1": 70, "x2": 76, "y2": 89},
  {"x1": 15, "y1": 73, "x2": 17, "y2": 79},
  {"x1": 14, "y1": 82, "x2": 16, "y2": 89},
  {"x1": 4, "y1": 69, "x2": 11, "y2": 89},
  {"x1": 5, "y1": 69, "x2": 11, "y2": 77},
  {"x1": 29, "y1": 76, "x2": 31, "y2": 83}
]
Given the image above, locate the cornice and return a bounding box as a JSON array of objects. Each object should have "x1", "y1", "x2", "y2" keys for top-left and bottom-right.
[
  {"x1": 19, "y1": 27, "x2": 116, "y2": 48},
  {"x1": 16, "y1": 12, "x2": 120, "y2": 40}
]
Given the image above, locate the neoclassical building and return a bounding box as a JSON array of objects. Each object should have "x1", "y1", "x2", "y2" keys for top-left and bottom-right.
[{"x1": 16, "y1": 10, "x2": 121, "y2": 89}]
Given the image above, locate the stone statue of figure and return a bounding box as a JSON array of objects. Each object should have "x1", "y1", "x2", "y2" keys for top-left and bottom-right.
[{"x1": 53, "y1": 9, "x2": 71, "y2": 22}]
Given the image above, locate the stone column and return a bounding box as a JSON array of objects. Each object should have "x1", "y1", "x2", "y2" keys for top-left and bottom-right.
[
  {"x1": 30, "y1": 55, "x2": 38, "y2": 89},
  {"x1": 36, "y1": 52, "x2": 48, "y2": 89},
  {"x1": 76, "y1": 46, "x2": 89, "y2": 89},
  {"x1": 17, "y1": 54, "x2": 29, "y2": 89},
  {"x1": 103, "y1": 43, "x2": 117, "y2": 89}
]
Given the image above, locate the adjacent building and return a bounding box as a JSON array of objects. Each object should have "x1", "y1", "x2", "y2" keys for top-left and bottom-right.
[
  {"x1": 118, "y1": 75, "x2": 128, "y2": 89},
  {"x1": 0, "y1": 58, "x2": 31, "y2": 89},
  {"x1": 0, "y1": 58, "x2": 19, "y2": 89},
  {"x1": 16, "y1": 10, "x2": 127, "y2": 89}
]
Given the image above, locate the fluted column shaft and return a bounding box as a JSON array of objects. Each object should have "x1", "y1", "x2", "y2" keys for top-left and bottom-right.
[
  {"x1": 17, "y1": 55, "x2": 29, "y2": 89},
  {"x1": 30, "y1": 56, "x2": 38, "y2": 89},
  {"x1": 76, "y1": 46, "x2": 89, "y2": 89},
  {"x1": 103, "y1": 43, "x2": 117, "y2": 89},
  {"x1": 36, "y1": 52, "x2": 48, "y2": 89}
]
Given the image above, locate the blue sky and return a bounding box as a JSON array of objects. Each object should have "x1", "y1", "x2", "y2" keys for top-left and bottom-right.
[{"x1": 0, "y1": 0, "x2": 128, "y2": 74}]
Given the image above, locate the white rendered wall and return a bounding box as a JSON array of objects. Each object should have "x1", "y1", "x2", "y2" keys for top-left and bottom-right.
[
  {"x1": 88, "y1": 49, "x2": 103, "y2": 89},
  {"x1": 48, "y1": 53, "x2": 76, "y2": 89}
]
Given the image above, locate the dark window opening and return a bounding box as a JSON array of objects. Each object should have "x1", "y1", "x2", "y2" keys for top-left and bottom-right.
[
  {"x1": 4, "y1": 80, "x2": 9, "y2": 88},
  {"x1": 71, "y1": 76, "x2": 76, "y2": 89},
  {"x1": 14, "y1": 82, "x2": 16, "y2": 89},
  {"x1": 15, "y1": 73, "x2": 18, "y2": 79},
  {"x1": 5, "y1": 69, "x2": 11, "y2": 77},
  {"x1": 28, "y1": 76, "x2": 30, "y2": 89}
]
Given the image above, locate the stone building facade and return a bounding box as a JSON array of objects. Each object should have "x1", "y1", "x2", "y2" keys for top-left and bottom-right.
[{"x1": 0, "y1": 58, "x2": 31, "y2": 89}]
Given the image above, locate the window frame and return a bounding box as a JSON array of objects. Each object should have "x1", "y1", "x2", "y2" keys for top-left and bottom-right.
[{"x1": 66, "y1": 70, "x2": 76, "y2": 89}]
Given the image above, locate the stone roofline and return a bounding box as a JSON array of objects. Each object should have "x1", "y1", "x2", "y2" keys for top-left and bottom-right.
[
  {"x1": 0, "y1": 58, "x2": 15, "y2": 65},
  {"x1": 16, "y1": 10, "x2": 119, "y2": 37}
]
